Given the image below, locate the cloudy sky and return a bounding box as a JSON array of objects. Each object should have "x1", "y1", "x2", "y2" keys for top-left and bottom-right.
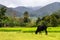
[{"x1": 0, "y1": 0, "x2": 60, "y2": 7}]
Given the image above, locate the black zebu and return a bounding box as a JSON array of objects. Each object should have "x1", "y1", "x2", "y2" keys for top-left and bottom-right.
[{"x1": 35, "y1": 24, "x2": 48, "y2": 35}]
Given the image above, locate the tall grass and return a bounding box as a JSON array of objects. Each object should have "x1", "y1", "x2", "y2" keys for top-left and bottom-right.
[{"x1": 0, "y1": 27, "x2": 60, "y2": 32}]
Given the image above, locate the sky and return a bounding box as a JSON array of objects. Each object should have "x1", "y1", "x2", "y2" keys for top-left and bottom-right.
[{"x1": 0, "y1": 0, "x2": 60, "y2": 8}]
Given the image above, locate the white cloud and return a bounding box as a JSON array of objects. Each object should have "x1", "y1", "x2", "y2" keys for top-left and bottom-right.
[
  {"x1": 0, "y1": 0, "x2": 60, "y2": 7},
  {"x1": 7, "y1": 4, "x2": 16, "y2": 8}
]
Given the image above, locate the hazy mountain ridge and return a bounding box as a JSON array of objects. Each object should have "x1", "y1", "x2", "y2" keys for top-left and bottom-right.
[
  {"x1": 0, "y1": 2, "x2": 60, "y2": 17},
  {"x1": 32, "y1": 2, "x2": 60, "y2": 17}
]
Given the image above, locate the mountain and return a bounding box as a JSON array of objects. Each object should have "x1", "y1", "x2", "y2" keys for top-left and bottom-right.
[
  {"x1": 13, "y1": 2, "x2": 60, "y2": 17},
  {"x1": 0, "y1": 2, "x2": 60, "y2": 17},
  {"x1": 26, "y1": 6, "x2": 42, "y2": 11},
  {"x1": 13, "y1": 6, "x2": 32, "y2": 13},
  {"x1": 13, "y1": 6, "x2": 41, "y2": 17},
  {"x1": 33, "y1": 2, "x2": 60, "y2": 17},
  {"x1": 0, "y1": 4, "x2": 21, "y2": 17},
  {"x1": 13, "y1": 6, "x2": 41, "y2": 12},
  {"x1": 0, "y1": 4, "x2": 6, "y2": 8},
  {"x1": 0, "y1": 4, "x2": 41, "y2": 17},
  {"x1": 6, "y1": 8, "x2": 21, "y2": 17}
]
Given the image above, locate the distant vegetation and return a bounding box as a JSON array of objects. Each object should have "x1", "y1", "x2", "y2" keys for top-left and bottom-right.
[{"x1": 0, "y1": 7, "x2": 60, "y2": 27}]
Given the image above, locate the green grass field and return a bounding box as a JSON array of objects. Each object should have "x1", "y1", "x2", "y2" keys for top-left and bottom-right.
[
  {"x1": 0, "y1": 27, "x2": 60, "y2": 32},
  {"x1": 0, "y1": 32, "x2": 60, "y2": 40},
  {"x1": 0, "y1": 27, "x2": 60, "y2": 40}
]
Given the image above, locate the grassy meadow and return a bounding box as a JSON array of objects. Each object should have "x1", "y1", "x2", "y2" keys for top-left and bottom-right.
[
  {"x1": 0, "y1": 32, "x2": 60, "y2": 40},
  {"x1": 0, "y1": 27, "x2": 60, "y2": 40}
]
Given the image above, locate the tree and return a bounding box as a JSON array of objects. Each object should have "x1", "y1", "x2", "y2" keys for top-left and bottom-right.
[
  {"x1": 51, "y1": 13, "x2": 60, "y2": 19},
  {"x1": 50, "y1": 14, "x2": 58, "y2": 27},
  {"x1": 0, "y1": 6, "x2": 7, "y2": 20},
  {"x1": 36, "y1": 17, "x2": 41, "y2": 25},
  {"x1": 0, "y1": 6, "x2": 7, "y2": 27},
  {"x1": 23, "y1": 11, "x2": 30, "y2": 23}
]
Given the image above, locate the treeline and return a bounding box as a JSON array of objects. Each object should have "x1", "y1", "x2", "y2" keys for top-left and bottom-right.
[
  {"x1": 36, "y1": 10, "x2": 60, "y2": 27},
  {"x1": 0, "y1": 7, "x2": 60, "y2": 27}
]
